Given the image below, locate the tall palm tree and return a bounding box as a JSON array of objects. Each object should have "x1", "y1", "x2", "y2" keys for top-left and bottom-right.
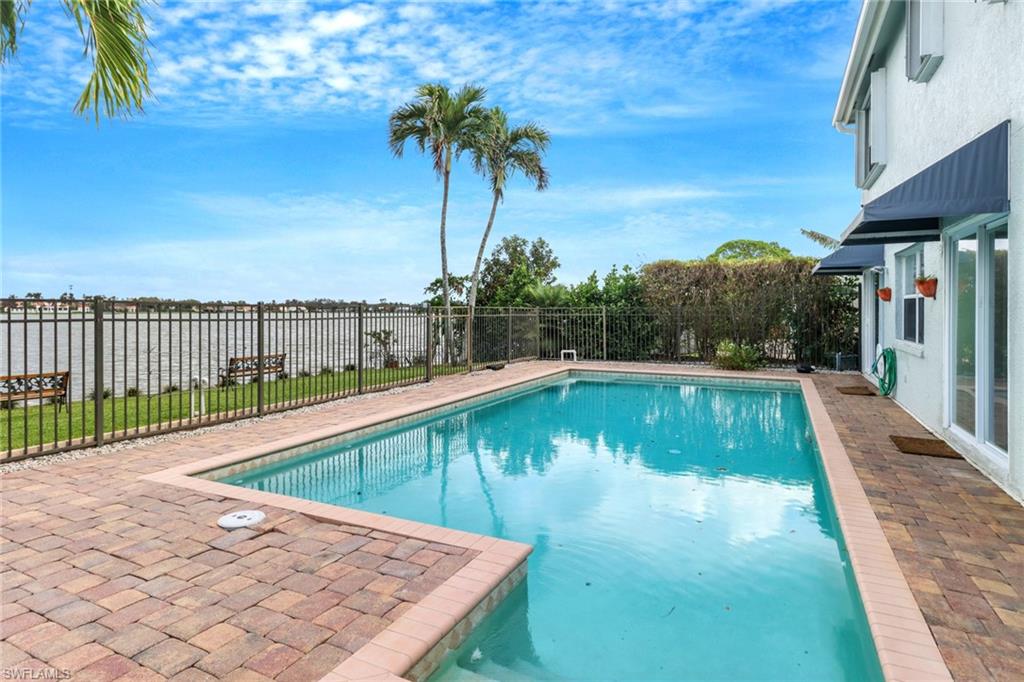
[
  {"x1": 388, "y1": 83, "x2": 486, "y2": 364},
  {"x1": 1, "y1": 0, "x2": 152, "y2": 122},
  {"x1": 466, "y1": 107, "x2": 550, "y2": 366}
]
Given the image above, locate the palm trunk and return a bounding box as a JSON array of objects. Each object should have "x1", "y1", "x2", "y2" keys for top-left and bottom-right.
[
  {"x1": 466, "y1": 192, "x2": 500, "y2": 369},
  {"x1": 439, "y1": 147, "x2": 455, "y2": 365}
]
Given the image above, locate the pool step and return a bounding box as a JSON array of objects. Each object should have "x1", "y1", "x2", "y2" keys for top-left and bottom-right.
[{"x1": 450, "y1": 658, "x2": 556, "y2": 681}]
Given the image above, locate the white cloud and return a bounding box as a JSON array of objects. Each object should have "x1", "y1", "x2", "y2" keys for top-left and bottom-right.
[
  {"x1": 310, "y1": 5, "x2": 383, "y2": 36},
  {"x1": 0, "y1": 0, "x2": 857, "y2": 132}
]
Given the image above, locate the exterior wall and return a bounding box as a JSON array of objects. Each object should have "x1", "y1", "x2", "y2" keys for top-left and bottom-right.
[{"x1": 851, "y1": 1, "x2": 1023, "y2": 501}]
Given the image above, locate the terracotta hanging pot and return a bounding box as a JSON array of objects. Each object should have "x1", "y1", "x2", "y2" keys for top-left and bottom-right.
[
  {"x1": 915, "y1": 277, "x2": 938, "y2": 298},
  {"x1": 877, "y1": 287, "x2": 892, "y2": 302}
]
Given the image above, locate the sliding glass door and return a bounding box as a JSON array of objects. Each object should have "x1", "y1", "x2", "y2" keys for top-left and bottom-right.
[{"x1": 948, "y1": 217, "x2": 1009, "y2": 456}]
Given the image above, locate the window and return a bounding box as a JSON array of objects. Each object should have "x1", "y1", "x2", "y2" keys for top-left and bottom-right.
[
  {"x1": 906, "y1": 0, "x2": 943, "y2": 82},
  {"x1": 855, "y1": 69, "x2": 887, "y2": 188},
  {"x1": 897, "y1": 247, "x2": 925, "y2": 344}
]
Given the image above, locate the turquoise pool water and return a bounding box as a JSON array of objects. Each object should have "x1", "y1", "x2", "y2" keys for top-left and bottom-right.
[{"x1": 219, "y1": 374, "x2": 882, "y2": 681}]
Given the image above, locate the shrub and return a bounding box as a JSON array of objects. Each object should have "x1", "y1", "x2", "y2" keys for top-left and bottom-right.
[
  {"x1": 125, "y1": 387, "x2": 140, "y2": 397},
  {"x1": 343, "y1": 363, "x2": 356, "y2": 372},
  {"x1": 87, "y1": 388, "x2": 112, "y2": 400},
  {"x1": 298, "y1": 370, "x2": 312, "y2": 378},
  {"x1": 276, "y1": 371, "x2": 289, "y2": 380},
  {"x1": 713, "y1": 340, "x2": 761, "y2": 371},
  {"x1": 319, "y1": 366, "x2": 333, "y2": 376},
  {"x1": 162, "y1": 384, "x2": 180, "y2": 394}
]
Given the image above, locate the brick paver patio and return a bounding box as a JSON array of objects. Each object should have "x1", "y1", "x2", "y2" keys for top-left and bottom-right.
[
  {"x1": 813, "y1": 373, "x2": 1024, "y2": 682},
  {"x1": 2, "y1": 362, "x2": 1022, "y2": 680}
]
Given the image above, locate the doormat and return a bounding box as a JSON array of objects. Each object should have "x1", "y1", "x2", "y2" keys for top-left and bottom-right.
[
  {"x1": 890, "y1": 435, "x2": 962, "y2": 459},
  {"x1": 837, "y1": 385, "x2": 877, "y2": 396}
]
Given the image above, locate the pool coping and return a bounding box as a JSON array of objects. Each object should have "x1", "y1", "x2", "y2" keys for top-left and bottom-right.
[{"x1": 140, "y1": 362, "x2": 951, "y2": 682}]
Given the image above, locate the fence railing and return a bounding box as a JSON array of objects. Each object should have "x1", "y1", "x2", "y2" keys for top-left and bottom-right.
[{"x1": 1, "y1": 296, "x2": 857, "y2": 460}]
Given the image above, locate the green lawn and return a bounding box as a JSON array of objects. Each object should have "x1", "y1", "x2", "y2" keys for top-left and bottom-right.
[{"x1": 2, "y1": 365, "x2": 464, "y2": 454}]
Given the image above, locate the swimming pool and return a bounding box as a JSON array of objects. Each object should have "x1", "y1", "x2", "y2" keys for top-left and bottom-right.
[{"x1": 217, "y1": 372, "x2": 882, "y2": 680}]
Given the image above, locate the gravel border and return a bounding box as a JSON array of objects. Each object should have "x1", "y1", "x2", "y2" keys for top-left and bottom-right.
[
  {"x1": 0, "y1": 362, "x2": 851, "y2": 475},
  {"x1": 0, "y1": 380, "x2": 433, "y2": 475}
]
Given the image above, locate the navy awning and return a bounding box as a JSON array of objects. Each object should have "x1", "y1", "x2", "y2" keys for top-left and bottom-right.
[
  {"x1": 812, "y1": 244, "x2": 884, "y2": 276},
  {"x1": 841, "y1": 120, "x2": 1010, "y2": 245}
]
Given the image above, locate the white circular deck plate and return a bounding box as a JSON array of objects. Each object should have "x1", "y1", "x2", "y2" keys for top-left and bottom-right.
[{"x1": 218, "y1": 510, "x2": 265, "y2": 529}]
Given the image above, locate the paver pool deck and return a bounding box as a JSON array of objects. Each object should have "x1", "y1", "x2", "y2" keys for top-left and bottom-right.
[{"x1": 1, "y1": 361, "x2": 1021, "y2": 681}]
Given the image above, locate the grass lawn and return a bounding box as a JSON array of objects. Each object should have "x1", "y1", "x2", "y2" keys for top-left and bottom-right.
[{"x1": 2, "y1": 365, "x2": 464, "y2": 453}]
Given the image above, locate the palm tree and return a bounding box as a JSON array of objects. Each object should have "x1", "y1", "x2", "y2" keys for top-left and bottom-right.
[
  {"x1": 1, "y1": 0, "x2": 152, "y2": 122},
  {"x1": 466, "y1": 107, "x2": 550, "y2": 366},
  {"x1": 388, "y1": 83, "x2": 486, "y2": 364}
]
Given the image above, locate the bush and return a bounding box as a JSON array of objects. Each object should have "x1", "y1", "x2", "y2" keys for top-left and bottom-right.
[
  {"x1": 319, "y1": 366, "x2": 333, "y2": 376},
  {"x1": 87, "y1": 388, "x2": 112, "y2": 400},
  {"x1": 343, "y1": 363, "x2": 356, "y2": 372},
  {"x1": 161, "y1": 384, "x2": 180, "y2": 394},
  {"x1": 713, "y1": 340, "x2": 761, "y2": 371},
  {"x1": 125, "y1": 387, "x2": 140, "y2": 397}
]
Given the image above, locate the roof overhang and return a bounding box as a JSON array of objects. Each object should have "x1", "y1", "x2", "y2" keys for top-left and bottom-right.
[
  {"x1": 840, "y1": 120, "x2": 1010, "y2": 245},
  {"x1": 833, "y1": 0, "x2": 900, "y2": 129},
  {"x1": 812, "y1": 244, "x2": 885, "y2": 276}
]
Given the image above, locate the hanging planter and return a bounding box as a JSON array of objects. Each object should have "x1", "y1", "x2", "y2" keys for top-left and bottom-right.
[
  {"x1": 877, "y1": 287, "x2": 893, "y2": 302},
  {"x1": 915, "y1": 276, "x2": 938, "y2": 299}
]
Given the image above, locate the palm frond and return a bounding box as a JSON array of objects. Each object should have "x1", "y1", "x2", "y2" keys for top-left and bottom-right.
[
  {"x1": 66, "y1": 0, "x2": 151, "y2": 123},
  {"x1": 800, "y1": 228, "x2": 841, "y2": 251},
  {"x1": 1, "y1": 0, "x2": 26, "y2": 63}
]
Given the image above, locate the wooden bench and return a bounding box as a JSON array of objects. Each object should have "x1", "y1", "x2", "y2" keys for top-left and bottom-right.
[
  {"x1": 219, "y1": 354, "x2": 286, "y2": 383},
  {"x1": 0, "y1": 371, "x2": 71, "y2": 411}
]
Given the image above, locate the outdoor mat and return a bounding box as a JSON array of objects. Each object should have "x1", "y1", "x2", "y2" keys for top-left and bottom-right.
[
  {"x1": 837, "y1": 385, "x2": 877, "y2": 396},
  {"x1": 890, "y1": 435, "x2": 962, "y2": 459}
]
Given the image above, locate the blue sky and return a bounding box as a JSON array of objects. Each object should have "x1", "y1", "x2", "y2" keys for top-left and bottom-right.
[{"x1": 2, "y1": 0, "x2": 861, "y2": 302}]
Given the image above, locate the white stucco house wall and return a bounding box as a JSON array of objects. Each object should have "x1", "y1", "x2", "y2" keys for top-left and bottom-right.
[{"x1": 829, "y1": 0, "x2": 1022, "y2": 501}]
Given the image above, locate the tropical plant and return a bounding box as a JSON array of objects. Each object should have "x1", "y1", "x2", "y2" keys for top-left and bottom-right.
[
  {"x1": 1, "y1": 0, "x2": 152, "y2": 122},
  {"x1": 388, "y1": 83, "x2": 487, "y2": 363},
  {"x1": 364, "y1": 329, "x2": 398, "y2": 368},
  {"x1": 525, "y1": 283, "x2": 569, "y2": 307},
  {"x1": 713, "y1": 340, "x2": 762, "y2": 371}
]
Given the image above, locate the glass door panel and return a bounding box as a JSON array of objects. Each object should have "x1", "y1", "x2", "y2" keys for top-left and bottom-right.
[
  {"x1": 953, "y1": 236, "x2": 977, "y2": 435},
  {"x1": 989, "y1": 226, "x2": 1008, "y2": 451}
]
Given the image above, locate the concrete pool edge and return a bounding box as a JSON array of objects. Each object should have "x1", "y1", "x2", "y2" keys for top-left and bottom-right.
[{"x1": 139, "y1": 362, "x2": 951, "y2": 682}]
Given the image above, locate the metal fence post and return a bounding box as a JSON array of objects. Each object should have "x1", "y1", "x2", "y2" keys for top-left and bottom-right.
[
  {"x1": 357, "y1": 304, "x2": 365, "y2": 394},
  {"x1": 507, "y1": 307, "x2": 513, "y2": 363},
  {"x1": 425, "y1": 306, "x2": 434, "y2": 382},
  {"x1": 674, "y1": 304, "x2": 682, "y2": 361},
  {"x1": 256, "y1": 302, "x2": 265, "y2": 416},
  {"x1": 602, "y1": 306, "x2": 608, "y2": 361},
  {"x1": 93, "y1": 298, "x2": 105, "y2": 446}
]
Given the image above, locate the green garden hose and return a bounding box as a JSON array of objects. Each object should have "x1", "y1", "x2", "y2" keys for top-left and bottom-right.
[{"x1": 871, "y1": 347, "x2": 897, "y2": 396}]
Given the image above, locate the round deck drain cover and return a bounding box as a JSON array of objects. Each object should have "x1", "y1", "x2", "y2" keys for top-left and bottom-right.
[{"x1": 218, "y1": 510, "x2": 265, "y2": 530}]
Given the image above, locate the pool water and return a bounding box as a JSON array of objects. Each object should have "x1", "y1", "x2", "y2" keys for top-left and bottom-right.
[{"x1": 219, "y1": 374, "x2": 882, "y2": 681}]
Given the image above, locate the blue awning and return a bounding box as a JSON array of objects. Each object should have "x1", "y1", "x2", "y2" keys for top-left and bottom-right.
[
  {"x1": 841, "y1": 120, "x2": 1010, "y2": 245},
  {"x1": 812, "y1": 244, "x2": 884, "y2": 276}
]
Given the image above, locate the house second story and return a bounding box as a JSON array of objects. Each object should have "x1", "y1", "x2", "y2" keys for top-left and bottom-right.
[{"x1": 834, "y1": 0, "x2": 1023, "y2": 203}]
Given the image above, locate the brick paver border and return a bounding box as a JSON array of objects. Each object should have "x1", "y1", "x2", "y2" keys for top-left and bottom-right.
[{"x1": 141, "y1": 362, "x2": 951, "y2": 681}]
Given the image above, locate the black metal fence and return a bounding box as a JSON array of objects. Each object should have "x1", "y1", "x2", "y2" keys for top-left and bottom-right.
[{"x1": 1, "y1": 295, "x2": 857, "y2": 460}]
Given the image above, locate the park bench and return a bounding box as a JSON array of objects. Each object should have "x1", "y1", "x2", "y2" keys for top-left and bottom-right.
[
  {"x1": 0, "y1": 371, "x2": 71, "y2": 411},
  {"x1": 219, "y1": 354, "x2": 286, "y2": 384}
]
